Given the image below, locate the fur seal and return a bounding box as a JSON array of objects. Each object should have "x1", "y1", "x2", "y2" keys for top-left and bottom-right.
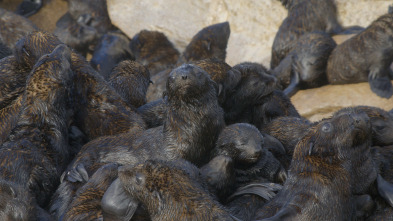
[
  {"x1": 0, "y1": 8, "x2": 38, "y2": 49},
  {"x1": 223, "y1": 62, "x2": 277, "y2": 124},
  {"x1": 327, "y1": 13, "x2": 393, "y2": 98},
  {"x1": 117, "y1": 160, "x2": 236, "y2": 221},
  {"x1": 108, "y1": 60, "x2": 151, "y2": 108},
  {"x1": 271, "y1": 0, "x2": 342, "y2": 69},
  {"x1": 130, "y1": 30, "x2": 180, "y2": 76},
  {"x1": 0, "y1": 44, "x2": 74, "y2": 208},
  {"x1": 272, "y1": 32, "x2": 336, "y2": 96},
  {"x1": 178, "y1": 21, "x2": 231, "y2": 63},
  {"x1": 90, "y1": 31, "x2": 135, "y2": 80},
  {"x1": 255, "y1": 112, "x2": 371, "y2": 220}
]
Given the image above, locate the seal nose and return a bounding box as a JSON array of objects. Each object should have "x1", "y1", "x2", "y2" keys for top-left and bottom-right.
[{"x1": 181, "y1": 73, "x2": 188, "y2": 80}]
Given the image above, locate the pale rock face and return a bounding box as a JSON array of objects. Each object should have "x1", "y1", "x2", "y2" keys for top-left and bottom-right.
[{"x1": 108, "y1": 0, "x2": 393, "y2": 121}]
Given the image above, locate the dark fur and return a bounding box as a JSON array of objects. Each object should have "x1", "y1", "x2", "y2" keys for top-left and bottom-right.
[
  {"x1": 334, "y1": 106, "x2": 393, "y2": 147},
  {"x1": 0, "y1": 31, "x2": 62, "y2": 109},
  {"x1": 50, "y1": 64, "x2": 224, "y2": 218},
  {"x1": 261, "y1": 116, "x2": 312, "y2": 169},
  {"x1": 178, "y1": 22, "x2": 230, "y2": 63},
  {"x1": 118, "y1": 160, "x2": 235, "y2": 221},
  {"x1": 271, "y1": 0, "x2": 342, "y2": 68},
  {"x1": 0, "y1": 8, "x2": 38, "y2": 49},
  {"x1": 212, "y1": 123, "x2": 264, "y2": 166},
  {"x1": 0, "y1": 96, "x2": 23, "y2": 145},
  {"x1": 130, "y1": 30, "x2": 180, "y2": 76},
  {"x1": 164, "y1": 64, "x2": 225, "y2": 166},
  {"x1": 108, "y1": 60, "x2": 151, "y2": 108},
  {"x1": 193, "y1": 58, "x2": 241, "y2": 105},
  {"x1": 249, "y1": 89, "x2": 300, "y2": 130},
  {"x1": 54, "y1": 12, "x2": 97, "y2": 56},
  {"x1": 200, "y1": 155, "x2": 236, "y2": 202},
  {"x1": 55, "y1": 0, "x2": 114, "y2": 55},
  {"x1": 0, "y1": 56, "x2": 29, "y2": 109},
  {"x1": 146, "y1": 68, "x2": 172, "y2": 102},
  {"x1": 0, "y1": 44, "x2": 74, "y2": 208},
  {"x1": 223, "y1": 62, "x2": 277, "y2": 124},
  {"x1": 63, "y1": 163, "x2": 119, "y2": 221},
  {"x1": 0, "y1": 41, "x2": 11, "y2": 59},
  {"x1": 327, "y1": 13, "x2": 393, "y2": 98},
  {"x1": 90, "y1": 31, "x2": 135, "y2": 80},
  {"x1": 272, "y1": 32, "x2": 337, "y2": 96},
  {"x1": 255, "y1": 112, "x2": 371, "y2": 220},
  {"x1": 70, "y1": 52, "x2": 147, "y2": 141},
  {"x1": 136, "y1": 98, "x2": 167, "y2": 128}
]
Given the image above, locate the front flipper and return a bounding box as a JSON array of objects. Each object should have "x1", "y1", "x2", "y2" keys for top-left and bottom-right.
[
  {"x1": 66, "y1": 163, "x2": 89, "y2": 183},
  {"x1": 369, "y1": 69, "x2": 393, "y2": 98},
  {"x1": 377, "y1": 174, "x2": 393, "y2": 207},
  {"x1": 102, "y1": 178, "x2": 139, "y2": 221},
  {"x1": 283, "y1": 68, "x2": 300, "y2": 97},
  {"x1": 227, "y1": 182, "x2": 282, "y2": 202}
]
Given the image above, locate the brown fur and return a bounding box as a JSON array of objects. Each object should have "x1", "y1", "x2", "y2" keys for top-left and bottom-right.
[
  {"x1": 178, "y1": 22, "x2": 230, "y2": 63},
  {"x1": 327, "y1": 13, "x2": 393, "y2": 98},
  {"x1": 334, "y1": 106, "x2": 393, "y2": 147},
  {"x1": 146, "y1": 68, "x2": 173, "y2": 102},
  {"x1": 0, "y1": 96, "x2": 23, "y2": 145},
  {"x1": 262, "y1": 116, "x2": 311, "y2": 168},
  {"x1": 63, "y1": 163, "x2": 119, "y2": 221},
  {"x1": 255, "y1": 112, "x2": 371, "y2": 220},
  {"x1": 0, "y1": 56, "x2": 29, "y2": 109},
  {"x1": 108, "y1": 60, "x2": 151, "y2": 108},
  {"x1": 193, "y1": 58, "x2": 241, "y2": 105},
  {"x1": 118, "y1": 160, "x2": 235, "y2": 221},
  {"x1": 271, "y1": 0, "x2": 342, "y2": 69},
  {"x1": 130, "y1": 30, "x2": 180, "y2": 76},
  {"x1": 0, "y1": 8, "x2": 38, "y2": 49},
  {"x1": 70, "y1": 52, "x2": 147, "y2": 141},
  {"x1": 0, "y1": 44, "x2": 74, "y2": 207},
  {"x1": 272, "y1": 32, "x2": 336, "y2": 95}
]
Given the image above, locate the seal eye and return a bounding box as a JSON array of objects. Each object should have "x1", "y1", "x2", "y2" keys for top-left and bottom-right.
[
  {"x1": 321, "y1": 123, "x2": 332, "y2": 133},
  {"x1": 134, "y1": 173, "x2": 145, "y2": 186}
]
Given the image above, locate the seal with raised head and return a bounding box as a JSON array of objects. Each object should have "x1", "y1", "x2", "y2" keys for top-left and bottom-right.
[
  {"x1": 254, "y1": 112, "x2": 371, "y2": 220},
  {"x1": 326, "y1": 13, "x2": 393, "y2": 98}
]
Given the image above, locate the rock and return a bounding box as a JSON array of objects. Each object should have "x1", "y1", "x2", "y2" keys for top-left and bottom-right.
[
  {"x1": 108, "y1": 0, "x2": 391, "y2": 67},
  {"x1": 291, "y1": 81, "x2": 393, "y2": 122}
]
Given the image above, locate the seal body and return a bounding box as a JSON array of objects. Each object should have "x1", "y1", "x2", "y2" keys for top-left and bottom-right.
[{"x1": 327, "y1": 13, "x2": 393, "y2": 98}]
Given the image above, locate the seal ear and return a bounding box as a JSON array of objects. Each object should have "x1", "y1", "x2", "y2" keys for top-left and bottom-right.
[{"x1": 308, "y1": 141, "x2": 314, "y2": 156}]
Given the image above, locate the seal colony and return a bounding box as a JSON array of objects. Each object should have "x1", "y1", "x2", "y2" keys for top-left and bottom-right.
[{"x1": 0, "y1": 1, "x2": 393, "y2": 220}]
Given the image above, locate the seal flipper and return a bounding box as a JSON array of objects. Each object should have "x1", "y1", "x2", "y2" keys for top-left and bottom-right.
[
  {"x1": 283, "y1": 68, "x2": 300, "y2": 97},
  {"x1": 227, "y1": 183, "x2": 282, "y2": 202},
  {"x1": 368, "y1": 68, "x2": 393, "y2": 98},
  {"x1": 66, "y1": 163, "x2": 89, "y2": 183},
  {"x1": 102, "y1": 178, "x2": 139, "y2": 221},
  {"x1": 15, "y1": 0, "x2": 43, "y2": 17},
  {"x1": 377, "y1": 174, "x2": 393, "y2": 207}
]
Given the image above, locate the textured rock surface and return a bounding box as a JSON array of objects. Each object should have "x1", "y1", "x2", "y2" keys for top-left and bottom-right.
[
  {"x1": 108, "y1": 0, "x2": 391, "y2": 67},
  {"x1": 291, "y1": 81, "x2": 393, "y2": 122}
]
